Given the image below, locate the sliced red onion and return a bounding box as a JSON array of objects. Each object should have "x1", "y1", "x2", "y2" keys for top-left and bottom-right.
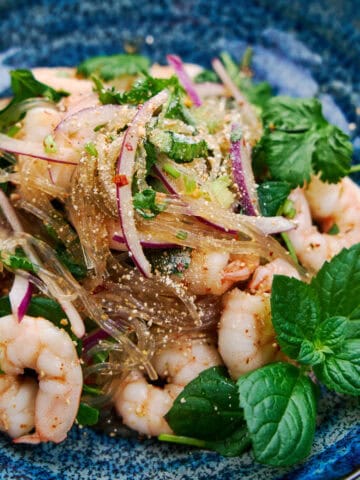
[
  {"x1": 112, "y1": 233, "x2": 178, "y2": 249},
  {"x1": 167, "y1": 54, "x2": 202, "y2": 107},
  {"x1": 9, "y1": 274, "x2": 32, "y2": 322},
  {"x1": 54, "y1": 104, "x2": 129, "y2": 151},
  {"x1": 230, "y1": 123, "x2": 259, "y2": 216},
  {"x1": 116, "y1": 90, "x2": 169, "y2": 277},
  {"x1": 0, "y1": 133, "x2": 77, "y2": 165},
  {"x1": 211, "y1": 58, "x2": 259, "y2": 128},
  {"x1": 82, "y1": 328, "x2": 109, "y2": 353}
]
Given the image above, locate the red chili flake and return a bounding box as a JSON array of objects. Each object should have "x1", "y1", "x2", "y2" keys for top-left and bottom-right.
[
  {"x1": 125, "y1": 143, "x2": 133, "y2": 151},
  {"x1": 113, "y1": 174, "x2": 129, "y2": 186}
]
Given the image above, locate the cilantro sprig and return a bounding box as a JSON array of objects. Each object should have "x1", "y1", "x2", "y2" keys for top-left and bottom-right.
[{"x1": 254, "y1": 96, "x2": 353, "y2": 186}]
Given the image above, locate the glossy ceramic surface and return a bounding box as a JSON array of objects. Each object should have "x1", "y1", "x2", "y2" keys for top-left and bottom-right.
[{"x1": 0, "y1": 0, "x2": 359, "y2": 478}]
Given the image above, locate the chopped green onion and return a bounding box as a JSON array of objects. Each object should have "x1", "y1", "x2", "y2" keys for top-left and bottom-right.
[
  {"x1": 176, "y1": 230, "x2": 188, "y2": 240},
  {"x1": 43, "y1": 134, "x2": 57, "y2": 154},
  {"x1": 85, "y1": 142, "x2": 98, "y2": 157},
  {"x1": 281, "y1": 199, "x2": 296, "y2": 219},
  {"x1": 183, "y1": 175, "x2": 196, "y2": 194},
  {"x1": 93, "y1": 123, "x2": 107, "y2": 132},
  {"x1": 6, "y1": 124, "x2": 21, "y2": 138},
  {"x1": 281, "y1": 232, "x2": 299, "y2": 265},
  {"x1": 163, "y1": 163, "x2": 181, "y2": 179},
  {"x1": 328, "y1": 223, "x2": 340, "y2": 235},
  {"x1": 82, "y1": 384, "x2": 103, "y2": 396}
]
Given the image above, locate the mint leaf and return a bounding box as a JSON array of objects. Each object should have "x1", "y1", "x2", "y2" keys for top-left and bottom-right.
[
  {"x1": 133, "y1": 188, "x2": 166, "y2": 219},
  {"x1": 257, "y1": 181, "x2": 291, "y2": 217},
  {"x1": 313, "y1": 335, "x2": 360, "y2": 396},
  {"x1": 159, "y1": 426, "x2": 250, "y2": 457},
  {"x1": 271, "y1": 276, "x2": 321, "y2": 359},
  {"x1": 77, "y1": 53, "x2": 149, "y2": 80},
  {"x1": 298, "y1": 339, "x2": 325, "y2": 366},
  {"x1": 238, "y1": 362, "x2": 317, "y2": 466},
  {"x1": 256, "y1": 97, "x2": 353, "y2": 186},
  {"x1": 165, "y1": 366, "x2": 245, "y2": 441},
  {"x1": 76, "y1": 402, "x2": 99, "y2": 426},
  {"x1": 315, "y1": 316, "x2": 348, "y2": 348},
  {"x1": 310, "y1": 244, "x2": 360, "y2": 320}
]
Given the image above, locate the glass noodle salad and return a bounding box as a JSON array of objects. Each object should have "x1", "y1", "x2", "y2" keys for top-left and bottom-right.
[{"x1": 0, "y1": 49, "x2": 359, "y2": 467}]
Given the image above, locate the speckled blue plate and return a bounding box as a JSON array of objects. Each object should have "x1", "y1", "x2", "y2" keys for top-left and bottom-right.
[{"x1": 0, "y1": 0, "x2": 359, "y2": 479}]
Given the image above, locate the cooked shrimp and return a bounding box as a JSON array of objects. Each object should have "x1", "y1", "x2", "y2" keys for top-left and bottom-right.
[
  {"x1": 218, "y1": 289, "x2": 279, "y2": 379},
  {"x1": 248, "y1": 258, "x2": 300, "y2": 294},
  {"x1": 0, "y1": 314, "x2": 82, "y2": 443},
  {"x1": 182, "y1": 249, "x2": 259, "y2": 295},
  {"x1": 114, "y1": 337, "x2": 222, "y2": 436},
  {"x1": 0, "y1": 375, "x2": 37, "y2": 438},
  {"x1": 288, "y1": 176, "x2": 360, "y2": 271}
]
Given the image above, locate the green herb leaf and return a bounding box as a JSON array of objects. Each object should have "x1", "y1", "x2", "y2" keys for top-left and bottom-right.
[
  {"x1": 55, "y1": 246, "x2": 87, "y2": 280},
  {"x1": 147, "y1": 248, "x2": 191, "y2": 275},
  {"x1": 194, "y1": 69, "x2": 219, "y2": 84},
  {"x1": 0, "y1": 69, "x2": 69, "y2": 133},
  {"x1": 77, "y1": 54, "x2": 149, "y2": 80},
  {"x1": 271, "y1": 276, "x2": 321, "y2": 359},
  {"x1": 144, "y1": 140, "x2": 158, "y2": 175},
  {"x1": 238, "y1": 362, "x2": 317, "y2": 467},
  {"x1": 256, "y1": 97, "x2": 353, "y2": 186},
  {"x1": 310, "y1": 244, "x2": 360, "y2": 321},
  {"x1": 271, "y1": 245, "x2": 360, "y2": 395},
  {"x1": 93, "y1": 74, "x2": 194, "y2": 125},
  {"x1": 76, "y1": 402, "x2": 100, "y2": 426},
  {"x1": 159, "y1": 426, "x2": 250, "y2": 457},
  {"x1": 165, "y1": 366, "x2": 244, "y2": 441},
  {"x1": 10, "y1": 69, "x2": 69, "y2": 103},
  {"x1": 0, "y1": 248, "x2": 38, "y2": 273},
  {"x1": 84, "y1": 142, "x2": 98, "y2": 157},
  {"x1": 133, "y1": 188, "x2": 166, "y2": 219},
  {"x1": 257, "y1": 181, "x2": 291, "y2": 217},
  {"x1": 219, "y1": 52, "x2": 272, "y2": 108}
]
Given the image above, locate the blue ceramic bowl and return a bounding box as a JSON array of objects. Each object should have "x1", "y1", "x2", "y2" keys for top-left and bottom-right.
[{"x1": 0, "y1": 1, "x2": 359, "y2": 478}]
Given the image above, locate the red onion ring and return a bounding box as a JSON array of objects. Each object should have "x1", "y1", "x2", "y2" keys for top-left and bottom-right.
[
  {"x1": 167, "y1": 54, "x2": 202, "y2": 107},
  {"x1": 116, "y1": 90, "x2": 169, "y2": 277}
]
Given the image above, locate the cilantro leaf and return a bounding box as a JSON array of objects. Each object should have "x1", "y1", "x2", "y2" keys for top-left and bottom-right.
[
  {"x1": 257, "y1": 181, "x2": 291, "y2": 217},
  {"x1": 93, "y1": 74, "x2": 194, "y2": 125},
  {"x1": 133, "y1": 188, "x2": 166, "y2": 219},
  {"x1": 77, "y1": 53, "x2": 149, "y2": 80},
  {"x1": 256, "y1": 96, "x2": 353, "y2": 186},
  {"x1": 238, "y1": 362, "x2": 317, "y2": 467},
  {"x1": 0, "y1": 248, "x2": 37, "y2": 273},
  {"x1": 76, "y1": 402, "x2": 100, "y2": 426},
  {"x1": 0, "y1": 70, "x2": 69, "y2": 133}
]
